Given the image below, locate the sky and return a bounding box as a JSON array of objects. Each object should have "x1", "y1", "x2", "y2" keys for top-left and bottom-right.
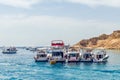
[{"x1": 0, "y1": 0, "x2": 120, "y2": 46}]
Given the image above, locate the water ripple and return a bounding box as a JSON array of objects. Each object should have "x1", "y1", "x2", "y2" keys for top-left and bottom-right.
[{"x1": 0, "y1": 49, "x2": 120, "y2": 80}]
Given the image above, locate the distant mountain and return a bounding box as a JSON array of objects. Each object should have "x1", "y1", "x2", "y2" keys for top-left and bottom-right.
[{"x1": 73, "y1": 30, "x2": 120, "y2": 49}]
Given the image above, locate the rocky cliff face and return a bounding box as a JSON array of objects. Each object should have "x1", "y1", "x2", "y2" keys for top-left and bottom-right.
[{"x1": 73, "y1": 30, "x2": 120, "y2": 49}]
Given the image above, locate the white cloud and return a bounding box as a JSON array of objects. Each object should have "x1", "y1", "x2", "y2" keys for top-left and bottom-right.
[
  {"x1": 0, "y1": 0, "x2": 120, "y2": 9},
  {"x1": 0, "y1": 0, "x2": 40, "y2": 8},
  {"x1": 66, "y1": 0, "x2": 120, "y2": 8},
  {"x1": 0, "y1": 14, "x2": 119, "y2": 46}
]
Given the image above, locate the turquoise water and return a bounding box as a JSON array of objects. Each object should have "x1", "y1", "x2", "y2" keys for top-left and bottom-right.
[{"x1": 0, "y1": 49, "x2": 120, "y2": 80}]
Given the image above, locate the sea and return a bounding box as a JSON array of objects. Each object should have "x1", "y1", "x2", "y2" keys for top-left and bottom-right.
[{"x1": 0, "y1": 48, "x2": 120, "y2": 80}]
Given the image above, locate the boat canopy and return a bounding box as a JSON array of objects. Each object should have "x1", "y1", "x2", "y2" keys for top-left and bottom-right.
[{"x1": 51, "y1": 40, "x2": 64, "y2": 47}]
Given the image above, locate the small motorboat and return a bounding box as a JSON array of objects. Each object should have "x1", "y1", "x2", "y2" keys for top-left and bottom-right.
[
  {"x1": 29, "y1": 47, "x2": 37, "y2": 52},
  {"x1": 34, "y1": 50, "x2": 48, "y2": 62},
  {"x1": 66, "y1": 51, "x2": 81, "y2": 63},
  {"x1": 2, "y1": 47, "x2": 17, "y2": 54},
  {"x1": 80, "y1": 49, "x2": 93, "y2": 62},
  {"x1": 93, "y1": 50, "x2": 109, "y2": 62}
]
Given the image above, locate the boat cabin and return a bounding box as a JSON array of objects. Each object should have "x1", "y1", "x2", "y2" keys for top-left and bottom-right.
[
  {"x1": 67, "y1": 52, "x2": 80, "y2": 61},
  {"x1": 52, "y1": 50, "x2": 64, "y2": 59},
  {"x1": 81, "y1": 52, "x2": 93, "y2": 62},
  {"x1": 36, "y1": 53, "x2": 47, "y2": 58}
]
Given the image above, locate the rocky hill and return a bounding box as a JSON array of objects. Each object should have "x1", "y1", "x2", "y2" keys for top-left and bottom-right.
[{"x1": 73, "y1": 30, "x2": 120, "y2": 49}]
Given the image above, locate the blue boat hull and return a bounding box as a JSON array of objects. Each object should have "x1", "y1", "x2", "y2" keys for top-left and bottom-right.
[{"x1": 2, "y1": 52, "x2": 16, "y2": 54}]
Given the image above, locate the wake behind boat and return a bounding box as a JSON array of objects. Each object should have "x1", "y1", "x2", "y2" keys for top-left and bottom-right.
[{"x1": 2, "y1": 47, "x2": 17, "y2": 54}]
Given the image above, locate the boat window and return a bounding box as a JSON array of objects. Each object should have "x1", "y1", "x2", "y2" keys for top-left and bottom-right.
[
  {"x1": 69, "y1": 54, "x2": 76, "y2": 57},
  {"x1": 52, "y1": 52, "x2": 63, "y2": 57},
  {"x1": 98, "y1": 55, "x2": 103, "y2": 58},
  {"x1": 37, "y1": 54, "x2": 46, "y2": 57},
  {"x1": 40, "y1": 54, "x2": 46, "y2": 57},
  {"x1": 83, "y1": 53, "x2": 91, "y2": 59},
  {"x1": 7, "y1": 49, "x2": 10, "y2": 51}
]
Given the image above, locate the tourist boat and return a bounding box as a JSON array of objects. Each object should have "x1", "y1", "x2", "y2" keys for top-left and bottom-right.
[
  {"x1": 49, "y1": 49, "x2": 66, "y2": 63},
  {"x1": 80, "y1": 49, "x2": 93, "y2": 62},
  {"x1": 29, "y1": 47, "x2": 37, "y2": 52},
  {"x1": 34, "y1": 50, "x2": 48, "y2": 62},
  {"x1": 49, "y1": 40, "x2": 66, "y2": 63},
  {"x1": 66, "y1": 51, "x2": 81, "y2": 63},
  {"x1": 93, "y1": 50, "x2": 109, "y2": 62},
  {"x1": 2, "y1": 47, "x2": 17, "y2": 54}
]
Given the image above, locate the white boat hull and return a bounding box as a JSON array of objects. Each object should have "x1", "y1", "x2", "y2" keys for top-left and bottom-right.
[
  {"x1": 93, "y1": 55, "x2": 109, "y2": 63},
  {"x1": 34, "y1": 57, "x2": 48, "y2": 62}
]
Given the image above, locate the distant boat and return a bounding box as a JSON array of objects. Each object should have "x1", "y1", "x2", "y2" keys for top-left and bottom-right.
[
  {"x1": 29, "y1": 47, "x2": 37, "y2": 51},
  {"x1": 2, "y1": 47, "x2": 17, "y2": 54},
  {"x1": 26, "y1": 47, "x2": 29, "y2": 50}
]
